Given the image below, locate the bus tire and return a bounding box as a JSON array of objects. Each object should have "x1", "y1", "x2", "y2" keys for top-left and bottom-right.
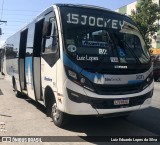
[
  {"x1": 12, "y1": 76, "x2": 17, "y2": 91},
  {"x1": 51, "y1": 103, "x2": 70, "y2": 127},
  {"x1": 45, "y1": 87, "x2": 54, "y2": 117},
  {"x1": 12, "y1": 76, "x2": 21, "y2": 97},
  {"x1": 45, "y1": 87, "x2": 70, "y2": 127}
]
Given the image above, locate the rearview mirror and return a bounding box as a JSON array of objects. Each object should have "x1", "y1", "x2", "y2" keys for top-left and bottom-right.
[{"x1": 42, "y1": 21, "x2": 52, "y2": 37}]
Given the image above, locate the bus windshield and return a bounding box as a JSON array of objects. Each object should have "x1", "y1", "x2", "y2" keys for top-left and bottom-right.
[{"x1": 60, "y1": 6, "x2": 150, "y2": 66}]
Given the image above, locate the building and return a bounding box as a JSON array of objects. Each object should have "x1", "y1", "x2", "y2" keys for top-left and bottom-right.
[{"x1": 116, "y1": 0, "x2": 160, "y2": 52}]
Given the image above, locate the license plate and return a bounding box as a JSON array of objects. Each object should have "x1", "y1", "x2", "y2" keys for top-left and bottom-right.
[{"x1": 114, "y1": 99, "x2": 129, "y2": 105}]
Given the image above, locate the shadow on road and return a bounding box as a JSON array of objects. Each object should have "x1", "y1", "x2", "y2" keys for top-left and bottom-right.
[
  {"x1": 65, "y1": 107, "x2": 160, "y2": 144},
  {"x1": 127, "y1": 107, "x2": 160, "y2": 135},
  {"x1": 17, "y1": 94, "x2": 47, "y2": 115},
  {"x1": 20, "y1": 96, "x2": 160, "y2": 144},
  {"x1": 62, "y1": 107, "x2": 160, "y2": 135}
]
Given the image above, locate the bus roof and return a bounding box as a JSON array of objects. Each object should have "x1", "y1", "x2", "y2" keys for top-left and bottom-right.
[
  {"x1": 55, "y1": 3, "x2": 127, "y2": 17},
  {"x1": 5, "y1": 3, "x2": 133, "y2": 41}
]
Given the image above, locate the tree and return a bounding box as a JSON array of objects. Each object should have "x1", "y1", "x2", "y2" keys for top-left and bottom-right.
[{"x1": 130, "y1": 0, "x2": 160, "y2": 47}]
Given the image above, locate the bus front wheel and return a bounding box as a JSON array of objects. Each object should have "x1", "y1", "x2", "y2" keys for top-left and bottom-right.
[{"x1": 51, "y1": 103, "x2": 70, "y2": 127}]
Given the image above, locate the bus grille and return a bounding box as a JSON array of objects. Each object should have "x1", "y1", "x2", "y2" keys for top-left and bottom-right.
[
  {"x1": 67, "y1": 88, "x2": 153, "y2": 109},
  {"x1": 93, "y1": 83, "x2": 144, "y2": 95},
  {"x1": 90, "y1": 90, "x2": 153, "y2": 109}
]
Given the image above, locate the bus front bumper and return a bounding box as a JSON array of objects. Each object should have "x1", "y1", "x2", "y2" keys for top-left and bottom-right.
[{"x1": 63, "y1": 79, "x2": 154, "y2": 116}]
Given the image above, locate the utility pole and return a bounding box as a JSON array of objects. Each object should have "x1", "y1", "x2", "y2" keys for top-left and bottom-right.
[
  {"x1": 0, "y1": 20, "x2": 7, "y2": 35},
  {"x1": 0, "y1": 20, "x2": 6, "y2": 71}
]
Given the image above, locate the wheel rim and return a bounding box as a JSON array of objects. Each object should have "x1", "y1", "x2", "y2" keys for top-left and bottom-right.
[{"x1": 52, "y1": 103, "x2": 60, "y2": 121}]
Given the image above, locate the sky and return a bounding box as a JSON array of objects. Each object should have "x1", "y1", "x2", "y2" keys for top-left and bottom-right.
[{"x1": 0, "y1": 0, "x2": 136, "y2": 47}]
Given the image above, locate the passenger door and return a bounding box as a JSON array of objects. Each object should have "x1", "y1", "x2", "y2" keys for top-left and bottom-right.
[
  {"x1": 41, "y1": 12, "x2": 59, "y2": 96},
  {"x1": 19, "y1": 29, "x2": 28, "y2": 92},
  {"x1": 32, "y1": 19, "x2": 44, "y2": 101},
  {"x1": 25, "y1": 24, "x2": 35, "y2": 99}
]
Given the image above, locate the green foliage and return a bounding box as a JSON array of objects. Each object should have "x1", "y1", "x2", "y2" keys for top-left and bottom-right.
[{"x1": 130, "y1": 0, "x2": 160, "y2": 47}]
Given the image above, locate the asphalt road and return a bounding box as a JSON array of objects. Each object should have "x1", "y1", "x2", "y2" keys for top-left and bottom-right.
[{"x1": 0, "y1": 75, "x2": 160, "y2": 145}]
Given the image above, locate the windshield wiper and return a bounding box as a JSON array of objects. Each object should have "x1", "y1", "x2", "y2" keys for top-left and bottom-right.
[{"x1": 121, "y1": 40, "x2": 141, "y2": 64}]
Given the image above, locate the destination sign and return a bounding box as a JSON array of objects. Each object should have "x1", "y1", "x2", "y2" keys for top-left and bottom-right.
[{"x1": 66, "y1": 13, "x2": 125, "y2": 29}]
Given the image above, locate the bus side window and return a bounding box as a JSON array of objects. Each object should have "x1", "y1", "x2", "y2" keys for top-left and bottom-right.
[
  {"x1": 41, "y1": 13, "x2": 60, "y2": 67},
  {"x1": 43, "y1": 19, "x2": 58, "y2": 54}
]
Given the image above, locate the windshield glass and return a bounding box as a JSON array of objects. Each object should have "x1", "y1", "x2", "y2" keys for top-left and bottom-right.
[{"x1": 60, "y1": 6, "x2": 150, "y2": 65}]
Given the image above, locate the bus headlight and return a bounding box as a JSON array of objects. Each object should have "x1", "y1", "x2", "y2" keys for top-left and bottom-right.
[
  {"x1": 65, "y1": 67, "x2": 81, "y2": 85},
  {"x1": 143, "y1": 72, "x2": 153, "y2": 89},
  {"x1": 79, "y1": 75, "x2": 95, "y2": 92},
  {"x1": 64, "y1": 66, "x2": 95, "y2": 92},
  {"x1": 68, "y1": 70, "x2": 77, "y2": 80}
]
